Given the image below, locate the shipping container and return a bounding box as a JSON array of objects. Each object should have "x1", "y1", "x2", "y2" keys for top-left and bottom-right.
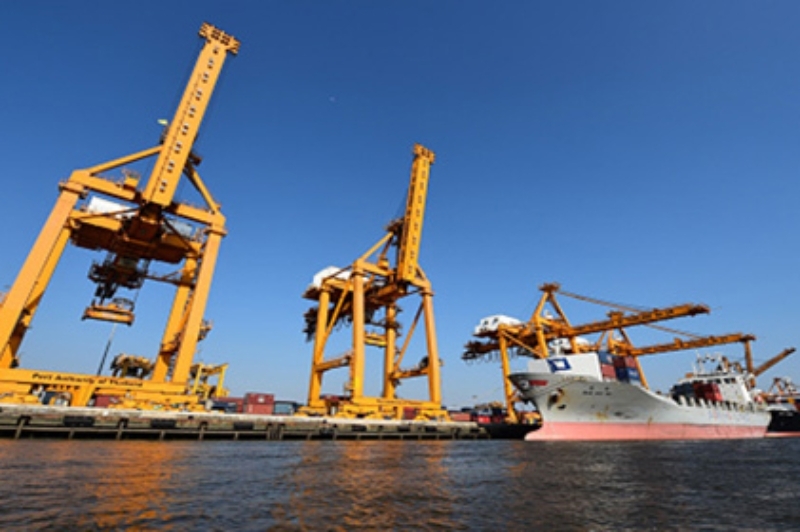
[
  {"x1": 597, "y1": 351, "x2": 615, "y2": 366},
  {"x1": 613, "y1": 356, "x2": 627, "y2": 369},
  {"x1": 214, "y1": 397, "x2": 244, "y2": 413},
  {"x1": 92, "y1": 395, "x2": 120, "y2": 408},
  {"x1": 448, "y1": 411, "x2": 472, "y2": 422},
  {"x1": 624, "y1": 357, "x2": 637, "y2": 369},
  {"x1": 210, "y1": 400, "x2": 240, "y2": 413},
  {"x1": 615, "y1": 367, "x2": 630, "y2": 382},
  {"x1": 272, "y1": 401, "x2": 301, "y2": 416},
  {"x1": 402, "y1": 407, "x2": 419, "y2": 420},
  {"x1": 244, "y1": 392, "x2": 275, "y2": 405},
  {"x1": 600, "y1": 364, "x2": 616, "y2": 379}
]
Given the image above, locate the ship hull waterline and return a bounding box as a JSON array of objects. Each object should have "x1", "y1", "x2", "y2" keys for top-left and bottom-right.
[{"x1": 525, "y1": 420, "x2": 766, "y2": 441}]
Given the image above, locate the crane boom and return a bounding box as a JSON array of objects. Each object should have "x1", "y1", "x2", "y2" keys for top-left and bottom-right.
[
  {"x1": 143, "y1": 23, "x2": 239, "y2": 208},
  {"x1": 751, "y1": 347, "x2": 796, "y2": 378},
  {"x1": 465, "y1": 298, "x2": 711, "y2": 360},
  {"x1": 546, "y1": 304, "x2": 710, "y2": 338},
  {"x1": 396, "y1": 144, "x2": 435, "y2": 283},
  {"x1": 617, "y1": 333, "x2": 755, "y2": 357}
]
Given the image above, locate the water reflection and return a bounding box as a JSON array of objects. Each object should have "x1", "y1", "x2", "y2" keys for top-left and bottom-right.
[
  {"x1": 0, "y1": 441, "x2": 181, "y2": 530},
  {"x1": 273, "y1": 441, "x2": 461, "y2": 530},
  {"x1": 1, "y1": 439, "x2": 799, "y2": 530},
  {"x1": 86, "y1": 442, "x2": 180, "y2": 529}
]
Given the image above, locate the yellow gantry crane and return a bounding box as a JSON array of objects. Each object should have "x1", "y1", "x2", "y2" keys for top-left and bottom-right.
[
  {"x1": 463, "y1": 282, "x2": 751, "y2": 422},
  {"x1": 301, "y1": 144, "x2": 446, "y2": 420},
  {"x1": 0, "y1": 23, "x2": 239, "y2": 408}
]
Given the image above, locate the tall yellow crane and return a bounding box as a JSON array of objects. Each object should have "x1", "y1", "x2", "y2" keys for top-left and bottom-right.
[
  {"x1": 0, "y1": 23, "x2": 239, "y2": 408},
  {"x1": 463, "y1": 283, "x2": 713, "y2": 422},
  {"x1": 301, "y1": 144, "x2": 446, "y2": 420}
]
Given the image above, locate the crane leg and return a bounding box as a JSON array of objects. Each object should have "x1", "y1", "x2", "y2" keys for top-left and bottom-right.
[
  {"x1": 422, "y1": 290, "x2": 441, "y2": 405},
  {"x1": 308, "y1": 289, "x2": 330, "y2": 408},
  {"x1": 151, "y1": 257, "x2": 196, "y2": 382},
  {"x1": 351, "y1": 271, "x2": 366, "y2": 400},
  {"x1": 383, "y1": 304, "x2": 397, "y2": 400},
  {"x1": 171, "y1": 229, "x2": 224, "y2": 385},
  {"x1": 0, "y1": 185, "x2": 82, "y2": 368}
]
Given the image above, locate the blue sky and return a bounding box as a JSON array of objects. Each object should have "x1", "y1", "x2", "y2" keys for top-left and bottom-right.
[{"x1": 2, "y1": 1, "x2": 800, "y2": 407}]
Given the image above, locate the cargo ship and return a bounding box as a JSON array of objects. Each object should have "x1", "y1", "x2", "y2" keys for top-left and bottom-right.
[
  {"x1": 508, "y1": 351, "x2": 769, "y2": 441},
  {"x1": 762, "y1": 377, "x2": 800, "y2": 437}
]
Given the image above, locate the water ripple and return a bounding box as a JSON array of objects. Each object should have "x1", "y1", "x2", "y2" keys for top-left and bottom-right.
[{"x1": 0, "y1": 439, "x2": 798, "y2": 530}]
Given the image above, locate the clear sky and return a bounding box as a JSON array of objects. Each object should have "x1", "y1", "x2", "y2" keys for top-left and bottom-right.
[{"x1": 2, "y1": 1, "x2": 800, "y2": 407}]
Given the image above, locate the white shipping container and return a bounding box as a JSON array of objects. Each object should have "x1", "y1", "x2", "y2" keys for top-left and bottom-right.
[
  {"x1": 473, "y1": 315, "x2": 523, "y2": 335},
  {"x1": 311, "y1": 266, "x2": 351, "y2": 288}
]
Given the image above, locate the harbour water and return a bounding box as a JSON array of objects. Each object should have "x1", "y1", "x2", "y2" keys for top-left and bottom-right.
[{"x1": 1, "y1": 438, "x2": 799, "y2": 530}]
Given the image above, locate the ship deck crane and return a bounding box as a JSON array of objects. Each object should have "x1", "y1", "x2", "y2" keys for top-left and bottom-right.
[
  {"x1": 744, "y1": 347, "x2": 796, "y2": 388},
  {"x1": 301, "y1": 144, "x2": 446, "y2": 420},
  {"x1": 463, "y1": 283, "x2": 716, "y2": 423},
  {"x1": 0, "y1": 23, "x2": 239, "y2": 408}
]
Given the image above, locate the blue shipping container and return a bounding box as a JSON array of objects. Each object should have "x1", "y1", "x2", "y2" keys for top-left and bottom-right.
[{"x1": 597, "y1": 351, "x2": 614, "y2": 365}]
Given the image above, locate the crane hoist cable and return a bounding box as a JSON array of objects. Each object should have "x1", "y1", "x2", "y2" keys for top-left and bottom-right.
[
  {"x1": 557, "y1": 287, "x2": 706, "y2": 339},
  {"x1": 557, "y1": 287, "x2": 650, "y2": 313}
]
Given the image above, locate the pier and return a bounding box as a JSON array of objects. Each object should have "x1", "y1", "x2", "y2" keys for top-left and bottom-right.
[{"x1": 0, "y1": 404, "x2": 490, "y2": 441}]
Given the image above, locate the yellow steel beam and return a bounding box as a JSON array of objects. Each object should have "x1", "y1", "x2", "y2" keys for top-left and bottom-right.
[
  {"x1": 621, "y1": 333, "x2": 756, "y2": 357},
  {"x1": 351, "y1": 269, "x2": 366, "y2": 399},
  {"x1": 170, "y1": 228, "x2": 224, "y2": 385},
  {"x1": 0, "y1": 223, "x2": 71, "y2": 368},
  {"x1": 152, "y1": 256, "x2": 197, "y2": 381},
  {"x1": 397, "y1": 144, "x2": 435, "y2": 283},
  {"x1": 0, "y1": 184, "x2": 84, "y2": 368},
  {"x1": 497, "y1": 335, "x2": 519, "y2": 423},
  {"x1": 421, "y1": 286, "x2": 441, "y2": 405},
  {"x1": 307, "y1": 289, "x2": 331, "y2": 407},
  {"x1": 752, "y1": 347, "x2": 796, "y2": 378},
  {"x1": 382, "y1": 304, "x2": 398, "y2": 400},
  {"x1": 143, "y1": 24, "x2": 239, "y2": 208}
]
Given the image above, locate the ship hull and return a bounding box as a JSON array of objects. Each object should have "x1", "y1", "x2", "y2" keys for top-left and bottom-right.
[
  {"x1": 525, "y1": 420, "x2": 765, "y2": 441},
  {"x1": 510, "y1": 371, "x2": 769, "y2": 442},
  {"x1": 766, "y1": 408, "x2": 800, "y2": 438}
]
